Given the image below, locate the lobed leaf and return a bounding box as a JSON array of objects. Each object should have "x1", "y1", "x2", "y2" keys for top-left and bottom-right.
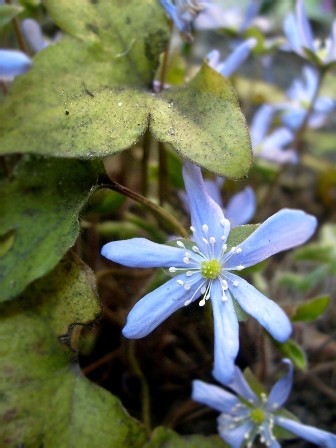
[
  {"x1": 0, "y1": 156, "x2": 101, "y2": 302},
  {"x1": 0, "y1": 253, "x2": 146, "y2": 447}
]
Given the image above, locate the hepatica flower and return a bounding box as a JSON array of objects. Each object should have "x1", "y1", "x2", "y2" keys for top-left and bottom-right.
[
  {"x1": 192, "y1": 359, "x2": 336, "y2": 447},
  {"x1": 0, "y1": 49, "x2": 32, "y2": 82},
  {"x1": 160, "y1": 0, "x2": 206, "y2": 38},
  {"x1": 284, "y1": 0, "x2": 336, "y2": 67},
  {"x1": 101, "y1": 162, "x2": 316, "y2": 382}
]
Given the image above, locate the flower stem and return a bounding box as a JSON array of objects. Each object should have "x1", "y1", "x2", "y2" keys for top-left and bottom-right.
[
  {"x1": 5, "y1": 0, "x2": 29, "y2": 54},
  {"x1": 99, "y1": 180, "x2": 189, "y2": 238},
  {"x1": 158, "y1": 141, "x2": 169, "y2": 206}
]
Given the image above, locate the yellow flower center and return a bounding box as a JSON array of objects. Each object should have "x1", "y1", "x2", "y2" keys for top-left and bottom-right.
[
  {"x1": 201, "y1": 259, "x2": 221, "y2": 279},
  {"x1": 250, "y1": 408, "x2": 266, "y2": 425}
]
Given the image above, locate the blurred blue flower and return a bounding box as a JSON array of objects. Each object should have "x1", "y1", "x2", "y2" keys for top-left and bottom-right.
[
  {"x1": 195, "y1": 0, "x2": 262, "y2": 34},
  {"x1": 206, "y1": 38, "x2": 257, "y2": 77},
  {"x1": 160, "y1": 0, "x2": 205, "y2": 38},
  {"x1": 192, "y1": 359, "x2": 336, "y2": 447},
  {"x1": 284, "y1": 0, "x2": 336, "y2": 67},
  {"x1": 0, "y1": 49, "x2": 32, "y2": 82},
  {"x1": 250, "y1": 105, "x2": 298, "y2": 164},
  {"x1": 102, "y1": 162, "x2": 317, "y2": 382},
  {"x1": 277, "y1": 66, "x2": 334, "y2": 130},
  {"x1": 21, "y1": 19, "x2": 49, "y2": 53}
]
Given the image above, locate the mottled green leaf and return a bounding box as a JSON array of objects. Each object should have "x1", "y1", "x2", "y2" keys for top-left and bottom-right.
[
  {"x1": 0, "y1": 253, "x2": 146, "y2": 447},
  {"x1": 0, "y1": 1, "x2": 252, "y2": 178},
  {"x1": 275, "y1": 339, "x2": 307, "y2": 370},
  {"x1": 226, "y1": 224, "x2": 259, "y2": 249},
  {"x1": 146, "y1": 427, "x2": 228, "y2": 448},
  {"x1": 0, "y1": 5, "x2": 23, "y2": 29},
  {"x1": 292, "y1": 296, "x2": 330, "y2": 322},
  {"x1": 0, "y1": 156, "x2": 101, "y2": 302}
]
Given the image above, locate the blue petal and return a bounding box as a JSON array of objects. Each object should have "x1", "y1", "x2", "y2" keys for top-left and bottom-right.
[
  {"x1": 275, "y1": 416, "x2": 336, "y2": 447},
  {"x1": 123, "y1": 274, "x2": 204, "y2": 338},
  {"x1": 219, "y1": 38, "x2": 257, "y2": 78},
  {"x1": 250, "y1": 104, "x2": 274, "y2": 148},
  {"x1": 227, "y1": 274, "x2": 292, "y2": 343},
  {"x1": 182, "y1": 161, "x2": 229, "y2": 257},
  {"x1": 326, "y1": 21, "x2": 336, "y2": 64},
  {"x1": 284, "y1": 14, "x2": 302, "y2": 55},
  {"x1": 226, "y1": 209, "x2": 317, "y2": 269},
  {"x1": 226, "y1": 366, "x2": 258, "y2": 403},
  {"x1": 211, "y1": 281, "x2": 239, "y2": 384},
  {"x1": 266, "y1": 359, "x2": 293, "y2": 410},
  {"x1": 296, "y1": 0, "x2": 315, "y2": 52},
  {"x1": 101, "y1": 238, "x2": 198, "y2": 268},
  {"x1": 204, "y1": 178, "x2": 224, "y2": 208},
  {"x1": 239, "y1": 0, "x2": 261, "y2": 32},
  {"x1": 192, "y1": 379, "x2": 240, "y2": 413},
  {"x1": 0, "y1": 50, "x2": 32, "y2": 80},
  {"x1": 225, "y1": 187, "x2": 256, "y2": 227},
  {"x1": 260, "y1": 422, "x2": 281, "y2": 448},
  {"x1": 218, "y1": 416, "x2": 254, "y2": 448},
  {"x1": 22, "y1": 19, "x2": 48, "y2": 53}
]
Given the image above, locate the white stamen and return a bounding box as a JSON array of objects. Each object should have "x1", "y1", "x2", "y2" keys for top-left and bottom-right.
[
  {"x1": 236, "y1": 247, "x2": 242, "y2": 253},
  {"x1": 222, "y1": 244, "x2": 227, "y2": 251},
  {"x1": 183, "y1": 257, "x2": 190, "y2": 264},
  {"x1": 184, "y1": 284, "x2": 191, "y2": 290},
  {"x1": 177, "y1": 279, "x2": 184, "y2": 285},
  {"x1": 220, "y1": 218, "x2": 229, "y2": 226},
  {"x1": 221, "y1": 279, "x2": 228, "y2": 290},
  {"x1": 176, "y1": 241, "x2": 185, "y2": 248},
  {"x1": 169, "y1": 267, "x2": 177, "y2": 272},
  {"x1": 186, "y1": 271, "x2": 194, "y2": 277},
  {"x1": 201, "y1": 286, "x2": 206, "y2": 294},
  {"x1": 232, "y1": 280, "x2": 239, "y2": 287},
  {"x1": 199, "y1": 298, "x2": 206, "y2": 306},
  {"x1": 202, "y1": 237, "x2": 208, "y2": 244},
  {"x1": 221, "y1": 235, "x2": 227, "y2": 241},
  {"x1": 184, "y1": 251, "x2": 191, "y2": 257},
  {"x1": 202, "y1": 224, "x2": 208, "y2": 233},
  {"x1": 184, "y1": 299, "x2": 192, "y2": 306},
  {"x1": 236, "y1": 265, "x2": 245, "y2": 271},
  {"x1": 190, "y1": 226, "x2": 196, "y2": 233},
  {"x1": 209, "y1": 236, "x2": 216, "y2": 244},
  {"x1": 192, "y1": 245, "x2": 201, "y2": 253}
]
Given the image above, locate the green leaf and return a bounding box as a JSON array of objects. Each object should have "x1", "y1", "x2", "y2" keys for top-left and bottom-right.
[
  {"x1": 0, "y1": 1, "x2": 252, "y2": 178},
  {"x1": 242, "y1": 367, "x2": 266, "y2": 398},
  {"x1": 146, "y1": 427, "x2": 228, "y2": 448},
  {"x1": 292, "y1": 295, "x2": 330, "y2": 322},
  {"x1": 0, "y1": 253, "x2": 146, "y2": 447},
  {"x1": 0, "y1": 156, "x2": 101, "y2": 302},
  {"x1": 226, "y1": 224, "x2": 259, "y2": 249},
  {"x1": 0, "y1": 5, "x2": 23, "y2": 29},
  {"x1": 274, "y1": 339, "x2": 307, "y2": 371}
]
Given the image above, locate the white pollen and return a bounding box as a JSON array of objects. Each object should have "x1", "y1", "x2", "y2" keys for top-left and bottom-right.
[
  {"x1": 220, "y1": 218, "x2": 230, "y2": 226},
  {"x1": 232, "y1": 280, "x2": 239, "y2": 287},
  {"x1": 186, "y1": 271, "x2": 193, "y2": 277},
  {"x1": 177, "y1": 279, "x2": 184, "y2": 285},
  {"x1": 190, "y1": 226, "x2": 196, "y2": 233},
  {"x1": 237, "y1": 265, "x2": 245, "y2": 271},
  {"x1": 184, "y1": 251, "x2": 191, "y2": 257},
  {"x1": 176, "y1": 241, "x2": 185, "y2": 248},
  {"x1": 221, "y1": 235, "x2": 227, "y2": 241},
  {"x1": 222, "y1": 244, "x2": 227, "y2": 251},
  {"x1": 202, "y1": 224, "x2": 208, "y2": 233},
  {"x1": 222, "y1": 280, "x2": 228, "y2": 290},
  {"x1": 202, "y1": 237, "x2": 208, "y2": 244},
  {"x1": 199, "y1": 298, "x2": 206, "y2": 306},
  {"x1": 209, "y1": 236, "x2": 216, "y2": 244},
  {"x1": 231, "y1": 246, "x2": 236, "y2": 252},
  {"x1": 169, "y1": 267, "x2": 177, "y2": 272},
  {"x1": 236, "y1": 247, "x2": 242, "y2": 253},
  {"x1": 192, "y1": 245, "x2": 200, "y2": 253},
  {"x1": 184, "y1": 284, "x2": 191, "y2": 290},
  {"x1": 221, "y1": 293, "x2": 228, "y2": 301},
  {"x1": 183, "y1": 257, "x2": 190, "y2": 264},
  {"x1": 184, "y1": 299, "x2": 192, "y2": 306}
]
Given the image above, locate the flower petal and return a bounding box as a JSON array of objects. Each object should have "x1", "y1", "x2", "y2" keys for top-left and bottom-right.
[
  {"x1": 22, "y1": 19, "x2": 48, "y2": 53},
  {"x1": 0, "y1": 49, "x2": 32, "y2": 81},
  {"x1": 260, "y1": 422, "x2": 281, "y2": 448},
  {"x1": 101, "y1": 238, "x2": 196, "y2": 268},
  {"x1": 275, "y1": 416, "x2": 336, "y2": 447},
  {"x1": 226, "y1": 208, "x2": 317, "y2": 269},
  {"x1": 226, "y1": 365, "x2": 258, "y2": 403},
  {"x1": 284, "y1": 13, "x2": 303, "y2": 56},
  {"x1": 250, "y1": 104, "x2": 274, "y2": 148},
  {"x1": 219, "y1": 38, "x2": 257, "y2": 78},
  {"x1": 227, "y1": 274, "x2": 292, "y2": 343},
  {"x1": 192, "y1": 379, "x2": 240, "y2": 414},
  {"x1": 296, "y1": 0, "x2": 315, "y2": 52},
  {"x1": 225, "y1": 187, "x2": 256, "y2": 227},
  {"x1": 204, "y1": 178, "x2": 224, "y2": 208},
  {"x1": 266, "y1": 359, "x2": 293, "y2": 410},
  {"x1": 182, "y1": 161, "x2": 229, "y2": 257},
  {"x1": 211, "y1": 281, "x2": 239, "y2": 384},
  {"x1": 218, "y1": 416, "x2": 254, "y2": 448},
  {"x1": 122, "y1": 274, "x2": 204, "y2": 338}
]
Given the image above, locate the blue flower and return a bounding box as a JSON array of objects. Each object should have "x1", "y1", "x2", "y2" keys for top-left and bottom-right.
[
  {"x1": 21, "y1": 19, "x2": 49, "y2": 53},
  {"x1": 101, "y1": 162, "x2": 317, "y2": 382},
  {"x1": 250, "y1": 105, "x2": 298, "y2": 164},
  {"x1": 195, "y1": 0, "x2": 262, "y2": 34},
  {"x1": 276, "y1": 66, "x2": 334, "y2": 130},
  {"x1": 160, "y1": 0, "x2": 205, "y2": 38},
  {"x1": 283, "y1": 0, "x2": 336, "y2": 67},
  {"x1": 206, "y1": 38, "x2": 257, "y2": 78},
  {"x1": 192, "y1": 359, "x2": 336, "y2": 447},
  {"x1": 0, "y1": 49, "x2": 32, "y2": 82}
]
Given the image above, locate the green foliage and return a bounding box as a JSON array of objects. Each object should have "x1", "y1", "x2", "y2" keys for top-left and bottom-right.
[
  {"x1": 275, "y1": 338, "x2": 307, "y2": 370},
  {"x1": 0, "y1": 156, "x2": 101, "y2": 302},
  {"x1": 0, "y1": 4, "x2": 23, "y2": 29},
  {"x1": 291, "y1": 296, "x2": 330, "y2": 322},
  {"x1": 0, "y1": 0, "x2": 252, "y2": 178},
  {"x1": 145, "y1": 427, "x2": 228, "y2": 448},
  {"x1": 0, "y1": 253, "x2": 146, "y2": 447},
  {"x1": 226, "y1": 224, "x2": 259, "y2": 249}
]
